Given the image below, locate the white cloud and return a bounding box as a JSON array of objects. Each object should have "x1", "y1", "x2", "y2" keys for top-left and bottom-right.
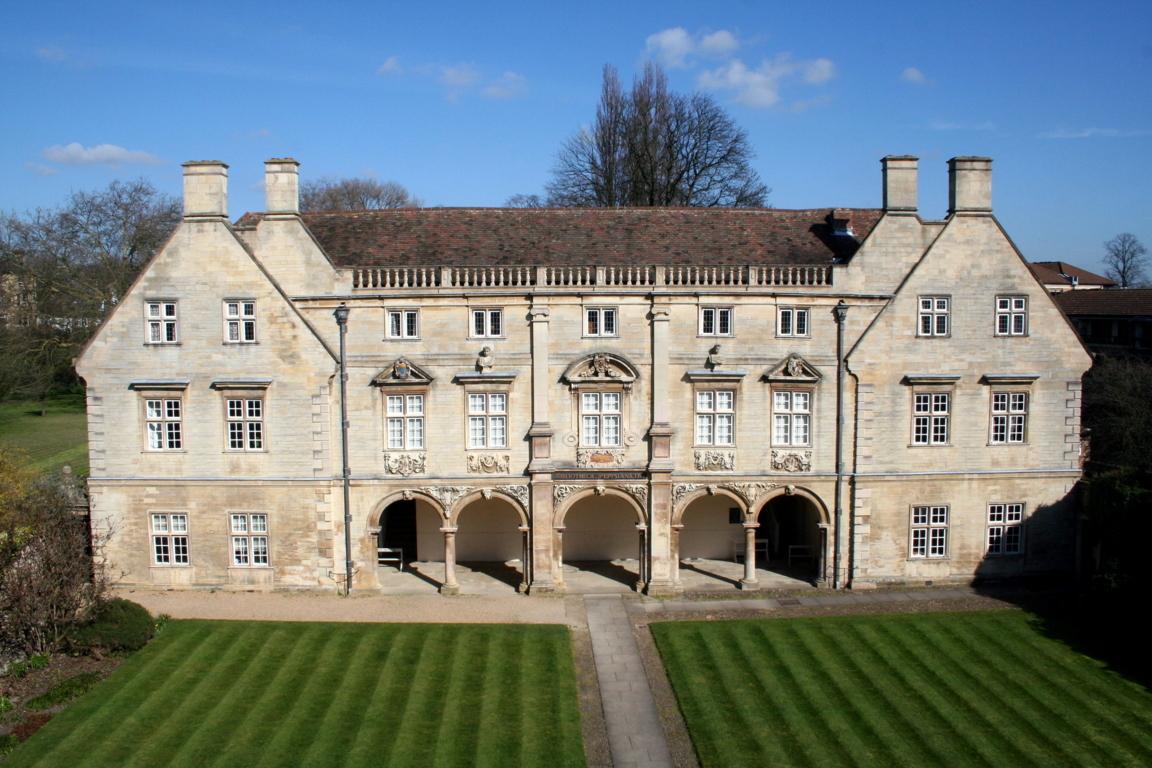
[
  {"x1": 35, "y1": 46, "x2": 68, "y2": 62},
  {"x1": 646, "y1": 27, "x2": 695, "y2": 68},
  {"x1": 25, "y1": 162, "x2": 58, "y2": 176},
  {"x1": 803, "y1": 58, "x2": 835, "y2": 84},
  {"x1": 902, "y1": 67, "x2": 927, "y2": 85},
  {"x1": 42, "y1": 143, "x2": 161, "y2": 166},
  {"x1": 1039, "y1": 127, "x2": 1151, "y2": 139},
  {"x1": 483, "y1": 71, "x2": 527, "y2": 100},
  {"x1": 439, "y1": 63, "x2": 479, "y2": 88},
  {"x1": 699, "y1": 30, "x2": 739, "y2": 57},
  {"x1": 698, "y1": 53, "x2": 835, "y2": 109},
  {"x1": 377, "y1": 55, "x2": 401, "y2": 75}
]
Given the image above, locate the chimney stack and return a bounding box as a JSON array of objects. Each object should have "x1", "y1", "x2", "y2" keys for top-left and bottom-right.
[
  {"x1": 182, "y1": 161, "x2": 229, "y2": 220},
  {"x1": 881, "y1": 155, "x2": 918, "y2": 214},
  {"x1": 947, "y1": 156, "x2": 992, "y2": 215},
  {"x1": 265, "y1": 158, "x2": 300, "y2": 215}
]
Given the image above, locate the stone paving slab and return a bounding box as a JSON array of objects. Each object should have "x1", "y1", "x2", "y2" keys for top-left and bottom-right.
[{"x1": 585, "y1": 595, "x2": 674, "y2": 768}]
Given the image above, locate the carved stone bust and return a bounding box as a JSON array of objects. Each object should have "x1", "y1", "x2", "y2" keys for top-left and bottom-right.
[{"x1": 476, "y1": 346, "x2": 494, "y2": 372}]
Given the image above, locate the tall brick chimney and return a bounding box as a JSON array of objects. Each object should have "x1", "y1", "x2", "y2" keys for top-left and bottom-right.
[
  {"x1": 264, "y1": 158, "x2": 300, "y2": 215},
  {"x1": 881, "y1": 155, "x2": 918, "y2": 214},
  {"x1": 947, "y1": 156, "x2": 992, "y2": 215},
  {"x1": 181, "y1": 161, "x2": 229, "y2": 220}
]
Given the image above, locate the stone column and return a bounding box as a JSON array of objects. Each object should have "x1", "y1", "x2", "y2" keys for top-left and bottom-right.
[
  {"x1": 646, "y1": 300, "x2": 677, "y2": 595},
  {"x1": 518, "y1": 525, "x2": 531, "y2": 593},
  {"x1": 527, "y1": 303, "x2": 557, "y2": 593},
  {"x1": 636, "y1": 524, "x2": 648, "y2": 591},
  {"x1": 741, "y1": 522, "x2": 760, "y2": 590},
  {"x1": 441, "y1": 526, "x2": 459, "y2": 595},
  {"x1": 670, "y1": 524, "x2": 684, "y2": 587},
  {"x1": 553, "y1": 527, "x2": 565, "y2": 589}
]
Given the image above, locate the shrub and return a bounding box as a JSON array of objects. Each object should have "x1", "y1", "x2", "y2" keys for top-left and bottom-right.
[
  {"x1": 0, "y1": 733, "x2": 18, "y2": 756},
  {"x1": 69, "y1": 599, "x2": 154, "y2": 653},
  {"x1": 4, "y1": 660, "x2": 28, "y2": 678},
  {"x1": 0, "y1": 696, "x2": 12, "y2": 715},
  {"x1": 26, "y1": 673, "x2": 100, "y2": 710},
  {"x1": 28, "y1": 653, "x2": 49, "y2": 670}
]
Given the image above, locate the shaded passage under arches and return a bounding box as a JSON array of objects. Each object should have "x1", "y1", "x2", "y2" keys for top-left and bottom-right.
[
  {"x1": 561, "y1": 494, "x2": 645, "y2": 590},
  {"x1": 455, "y1": 497, "x2": 528, "y2": 591}
]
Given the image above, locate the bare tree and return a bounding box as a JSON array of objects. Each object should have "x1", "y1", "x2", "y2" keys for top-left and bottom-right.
[
  {"x1": 504, "y1": 193, "x2": 546, "y2": 208},
  {"x1": 299, "y1": 177, "x2": 421, "y2": 212},
  {"x1": 1103, "y1": 233, "x2": 1148, "y2": 288},
  {"x1": 546, "y1": 63, "x2": 769, "y2": 208}
]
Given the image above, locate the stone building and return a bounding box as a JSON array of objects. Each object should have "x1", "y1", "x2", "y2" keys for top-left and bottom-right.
[{"x1": 75, "y1": 155, "x2": 1091, "y2": 594}]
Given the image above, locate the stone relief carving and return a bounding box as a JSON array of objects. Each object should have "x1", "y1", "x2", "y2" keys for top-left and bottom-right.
[
  {"x1": 706, "y1": 344, "x2": 723, "y2": 370},
  {"x1": 476, "y1": 346, "x2": 495, "y2": 372},
  {"x1": 622, "y1": 484, "x2": 649, "y2": 509},
  {"x1": 418, "y1": 485, "x2": 474, "y2": 514},
  {"x1": 718, "y1": 482, "x2": 778, "y2": 507},
  {"x1": 786, "y1": 354, "x2": 805, "y2": 377},
  {"x1": 383, "y1": 453, "x2": 425, "y2": 476},
  {"x1": 467, "y1": 454, "x2": 510, "y2": 474},
  {"x1": 672, "y1": 483, "x2": 702, "y2": 508},
  {"x1": 577, "y1": 448, "x2": 625, "y2": 467},
  {"x1": 578, "y1": 353, "x2": 622, "y2": 379},
  {"x1": 694, "y1": 450, "x2": 735, "y2": 472},
  {"x1": 554, "y1": 485, "x2": 581, "y2": 504},
  {"x1": 772, "y1": 450, "x2": 813, "y2": 473},
  {"x1": 494, "y1": 484, "x2": 530, "y2": 509}
]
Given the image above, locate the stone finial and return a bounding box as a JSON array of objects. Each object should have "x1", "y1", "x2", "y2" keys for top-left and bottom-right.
[
  {"x1": 476, "y1": 346, "x2": 494, "y2": 372},
  {"x1": 706, "y1": 344, "x2": 723, "y2": 370}
]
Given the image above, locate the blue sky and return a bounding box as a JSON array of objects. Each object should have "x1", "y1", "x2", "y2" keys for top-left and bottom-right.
[{"x1": 2, "y1": 0, "x2": 1149, "y2": 275}]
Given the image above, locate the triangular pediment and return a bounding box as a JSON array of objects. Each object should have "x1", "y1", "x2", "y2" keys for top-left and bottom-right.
[
  {"x1": 764, "y1": 354, "x2": 822, "y2": 383},
  {"x1": 372, "y1": 357, "x2": 434, "y2": 386},
  {"x1": 561, "y1": 352, "x2": 639, "y2": 386}
]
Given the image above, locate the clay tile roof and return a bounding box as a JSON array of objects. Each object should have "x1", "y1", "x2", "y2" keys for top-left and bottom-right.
[
  {"x1": 1055, "y1": 288, "x2": 1152, "y2": 317},
  {"x1": 242, "y1": 207, "x2": 882, "y2": 268},
  {"x1": 1029, "y1": 261, "x2": 1116, "y2": 288}
]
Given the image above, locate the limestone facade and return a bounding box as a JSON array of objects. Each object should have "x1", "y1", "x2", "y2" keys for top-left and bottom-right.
[{"x1": 75, "y1": 155, "x2": 1091, "y2": 593}]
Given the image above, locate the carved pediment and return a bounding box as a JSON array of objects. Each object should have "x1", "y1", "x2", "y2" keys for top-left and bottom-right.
[
  {"x1": 764, "y1": 354, "x2": 822, "y2": 383},
  {"x1": 561, "y1": 353, "x2": 639, "y2": 387},
  {"x1": 372, "y1": 357, "x2": 434, "y2": 386}
]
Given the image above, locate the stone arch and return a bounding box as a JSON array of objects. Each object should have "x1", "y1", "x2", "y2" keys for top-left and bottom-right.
[
  {"x1": 447, "y1": 489, "x2": 529, "y2": 528},
  {"x1": 672, "y1": 486, "x2": 747, "y2": 527},
  {"x1": 367, "y1": 489, "x2": 446, "y2": 532},
  {"x1": 554, "y1": 486, "x2": 648, "y2": 529},
  {"x1": 749, "y1": 485, "x2": 830, "y2": 525},
  {"x1": 560, "y1": 351, "x2": 642, "y2": 383}
]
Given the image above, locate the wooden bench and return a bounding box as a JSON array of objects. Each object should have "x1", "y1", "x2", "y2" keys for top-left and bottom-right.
[{"x1": 377, "y1": 547, "x2": 404, "y2": 570}]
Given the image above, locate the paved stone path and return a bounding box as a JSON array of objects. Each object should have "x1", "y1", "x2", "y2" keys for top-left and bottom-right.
[{"x1": 585, "y1": 595, "x2": 675, "y2": 768}]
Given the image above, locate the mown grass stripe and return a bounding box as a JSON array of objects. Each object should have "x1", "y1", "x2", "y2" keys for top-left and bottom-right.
[
  {"x1": 379, "y1": 626, "x2": 457, "y2": 767},
  {"x1": 344, "y1": 626, "x2": 428, "y2": 767},
  {"x1": 876, "y1": 618, "x2": 1044, "y2": 768},
  {"x1": 201, "y1": 623, "x2": 340, "y2": 768},
  {"x1": 958, "y1": 615, "x2": 1152, "y2": 764},
  {"x1": 20, "y1": 622, "x2": 222, "y2": 768},
  {"x1": 430, "y1": 626, "x2": 489, "y2": 767},
  {"x1": 474, "y1": 627, "x2": 519, "y2": 764},
  {"x1": 916, "y1": 617, "x2": 1107, "y2": 768},
  {"x1": 250, "y1": 624, "x2": 366, "y2": 768},
  {"x1": 518, "y1": 626, "x2": 559, "y2": 764}
]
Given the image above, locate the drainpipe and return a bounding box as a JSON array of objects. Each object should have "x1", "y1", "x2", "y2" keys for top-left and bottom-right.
[
  {"x1": 334, "y1": 303, "x2": 353, "y2": 596},
  {"x1": 832, "y1": 300, "x2": 848, "y2": 590}
]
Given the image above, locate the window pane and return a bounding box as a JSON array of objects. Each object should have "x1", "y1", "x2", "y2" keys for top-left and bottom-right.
[
  {"x1": 233, "y1": 537, "x2": 249, "y2": 566},
  {"x1": 406, "y1": 395, "x2": 423, "y2": 415},
  {"x1": 779, "y1": 310, "x2": 792, "y2": 335},
  {"x1": 489, "y1": 394, "x2": 506, "y2": 413},
  {"x1": 231, "y1": 514, "x2": 247, "y2": 533},
  {"x1": 405, "y1": 312, "x2": 418, "y2": 337},
  {"x1": 582, "y1": 393, "x2": 599, "y2": 413},
  {"x1": 701, "y1": 308, "x2": 715, "y2": 334},
  {"x1": 774, "y1": 415, "x2": 791, "y2": 444},
  {"x1": 152, "y1": 514, "x2": 168, "y2": 532},
  {"x1": 774, "y1": 391, "x2": 791, "y2": 411},
  {"x1": 716, "y1": 414, "x2": 733, "y2": 444},
  {"x1": 387, "y1": 396, "x2": 404, "y2": 415},
  {"x1": 935, "y1": 314, "x2": 948, "y2": 335},
  {"x1": 601, "y1": 393, "x2": 620, "y2": 413},
  {"x1": 716, "y1": 391, "x2": 734, "y2": 411},
  {"x1": 247, "y1": 400, "x2": 262, "y2": 419},
  {"x1": 387, "y1": 418, "x2": 404, "y2": 448},
  {"x1": 490, "y1": 416, "x2": 507, "y2": 447},
  {"x1": 166, "y1": 400, "x2": 181, "y2": 418},
  {"x1": 719, "y1": 309, "x2": 731, "y2": 335},
  {"x1": 489, "y1": 310, "x2": 502, "y2": 336},
  {"x1": 247, "y1": 422, "x2": 263, "y2": 449},
  {"x1": 468, "y1": 394, "x2": 487, "y2": 413},
  {"x1": 473, "y1": 310, "x2": 485, "y2": 336},
  {"x1": 253, "y1": 537, "x2": 269, "y2": 565},
  {"x1": 581, "y1": 416, "x2": 599, "y2": 445},
  {"x1": 794, "y1": 414, "x2": 810, "y2": 444},
  {"x1": 173, "y1": 536, "x2": 189, "y2": 564},
  {"x1": 793, "y1": 392, "x2": 810, "y2": 413},
  {"x1": 148, "y1": 423, "x2": 163, "y2": 449},
  {"x1": 468, "y1": 416, "x2": 486, "y2": 448},
  {"x1": 602, "y1": 415, "x2": 620, "y2": 446},
  {"x1": 251, "y1": 514, "x2": 268, "y2": 533},
  {"x1": 696, "y1": 414, "x2": 713, "y2": 444},
  {"x1": 697, "y1": 391, "x2": 714, "y2": 411},
  {"x1": 602, "y1": 309, "x2": 616, "y2": 335},
  {"x1": 407, "y1": 418, "x2": 424, "y2": 449},
  {"x1": 796, "y1": 310, "x2": 808, "y2": 336},
  {"x1": 154, "y1": 536, "x2": 170, "y2": 563},
  {"x1": 390, "y1": 312, "x2": 401, "y2": 337}
]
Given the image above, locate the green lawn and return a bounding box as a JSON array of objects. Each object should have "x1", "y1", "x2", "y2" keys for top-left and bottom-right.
[
  {"x1": 653, "y1": 610, "x2": 1152, "y2": 768},
  {"x1": 0, "y1": 395, "x2": 88, "y2": 475},
  {"x1": 8, "y1": 621, "x2": 585, "y2": 768}
]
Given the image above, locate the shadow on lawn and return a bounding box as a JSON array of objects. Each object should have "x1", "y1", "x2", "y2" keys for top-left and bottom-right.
[{"x1": 969, "y1": 482, "x2": 1152, "y2": 691}]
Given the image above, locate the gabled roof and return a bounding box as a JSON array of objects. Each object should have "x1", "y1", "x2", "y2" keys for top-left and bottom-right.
[
  {"x1": 1055, "y1": 288, "x2": 1152, "y2": 317},
  {"x1": 238, "y1": 207, "x2": 883, "y2": 267},
  {"x1": 1029, "y1": 261, "x2": 1116, "y2": 288}
]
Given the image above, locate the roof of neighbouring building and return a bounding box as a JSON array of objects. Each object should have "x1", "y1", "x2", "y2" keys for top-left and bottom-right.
[
  {"x1": 1029, "y1": 261, "x2": 1117, "y2": 289},
  {"x1": 1055, "y1": 288, "x2": 1152, "y2": 317},
  {"x1": 236, "y1": 207, "x2": 883, "y2": 267}
]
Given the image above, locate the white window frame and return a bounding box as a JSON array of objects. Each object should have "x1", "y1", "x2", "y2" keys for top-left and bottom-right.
[
  {"x1": 386, "y1": 308, "x2": 420, "y2": 339},
  {"x1": 772, "y1": 390, "x2": 812, "y2": 447},
  {"x1": 145, "y1": 397, "x2": 183, "y2": 451},
  {"x1": 580, "y1": 391, "x2": 622, "y2": 447},
  {"x1": 224, "y1": 299, "x2": 257, "y2": 344},
  {"x1": 226, "y1": 397, "x2": 265, "y2": 451},
  {"x1": 917, "y1": 296, "x2": 950, "y2": 337},
  {"x1": 584, "y1": 306, "x2": 618, "y2": 338},
  {"x1": 386, "y1": 393, "x2": 425, "y2": 450},
  {"x1": 912, "y1": 391, "x2": 951, "y2": 446},
  {"x1": 777, "y1": 307, "x2": 810, "y2": 338},
  {"x1": 470, "y1": 308, "x2": 504, "y2": 339},
  {"x1": 987, "y1": 503, "x2": 1024, "y2": 555},
  {"x1": 230, "y1": 512, "x2": 270, "y2": 567},
  {"x1": 145, "y1": 300, "x2": 179, "y2": 344},
  {"x1": 151, "y1": 513, "x2": 189, "y2": 565},
  {"x1": 995, "y1": 296, "x2": 1028, "y2": 336},
  {"x1": 699, "y1": 307, "x2": 733, "y2": 337},
  {"x1": 694, "y1": 390, "x2": 736, "y2": 446},
  {"x1": 990, "y1": 391, "x2": 1028, "y2": 444},
  {"x1": 467, "y1": 392, "x2": 508, "y2": 449},
  {"x1": 910, "y1": 505, "x2": 948, "y2": 558}
]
